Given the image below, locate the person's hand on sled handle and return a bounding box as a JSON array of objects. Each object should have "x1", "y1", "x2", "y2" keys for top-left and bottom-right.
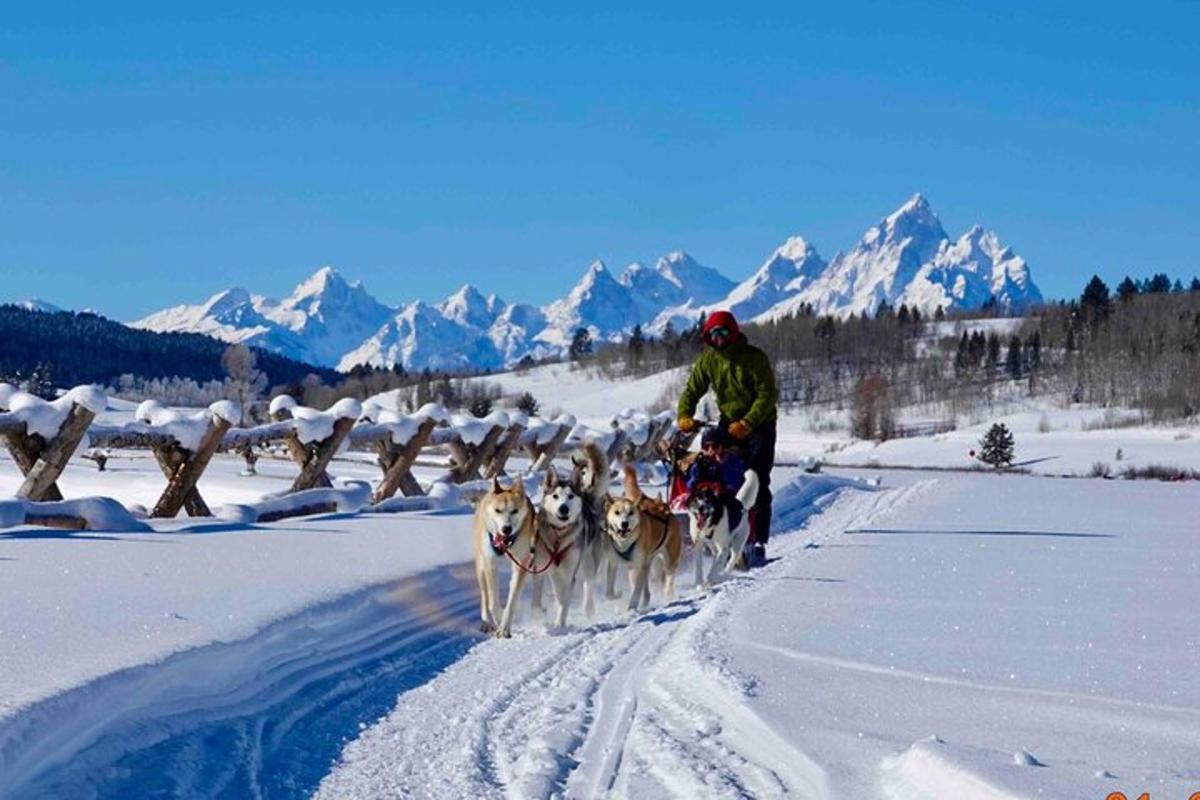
[
  {"x1": 728, "y1": 419, "x2": 752, "y2": 440},
  {"x1": 677, "y1": 415, "x2": 698, "y2": 434}
]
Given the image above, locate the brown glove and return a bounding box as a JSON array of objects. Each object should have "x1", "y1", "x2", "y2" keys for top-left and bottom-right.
[
  {"x1": 728, "y1": 419, "x2": 752, "y2": 440},
  {"x1": 677, "y1": 415, "x2": 698, "y2": 433}
]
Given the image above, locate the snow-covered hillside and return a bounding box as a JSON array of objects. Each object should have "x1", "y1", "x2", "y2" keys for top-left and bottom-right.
[{"x1": 126, "y1": 196, "x2": 1042, "y2": 371}]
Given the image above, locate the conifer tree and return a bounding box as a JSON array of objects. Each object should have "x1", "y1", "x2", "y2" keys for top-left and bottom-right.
[
  {"x1": 515, "y1": 391, "x2": 539, "y2": 416},
  {"x1": 569, "y1": 327, "x2": 593, "y2": 361},
  {"x1": 979, "y1": 422, "x2": 1015, "y2": 468},
  {"x1": 627, "y1": 324, "x2": 645, "y2": 368},
  {"x1": 986, "y1": 333, "x2": 1001, "y2": 372},
  {"x1": 1005, "y1": 335, "x2": 1023, "y2": 380}
]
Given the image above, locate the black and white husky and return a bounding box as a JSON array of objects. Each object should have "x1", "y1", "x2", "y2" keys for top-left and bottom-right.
[
  {"x1": 686, "y1": 469, "x2": 759, "y2": 590},
  {"x1": 530, "y1": 441, "x2": 609, "y2": 621},
  {"x1": 535, "y1": 467, "x2": 600, "y2": 626}
]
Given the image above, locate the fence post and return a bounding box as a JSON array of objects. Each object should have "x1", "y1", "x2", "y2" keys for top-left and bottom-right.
[
  {"x1": 291, "y1": 416, "x2": 356, "y2": 492},
  {"x1": 528, "y1": 423, "x2": 571, "y2": 474},
  {"x1": 372, "y1": 417, "x2": 437, "y2": 503},
  {"x1": 272, "y1": 406, "x2": 333, "y2": 490},
  {"x1": 16, "y1": 403, "x2": 97, "y2": 501},
  {"x1": 152, "y1": 415, "x2": 233, "y2": 518},
  {"x1": 449, "y1": 425, "x2": 506, "y2": 483},
  {"x1": 484, "y1": 422, "x2": 526, "y2": 479},
  {"x1": 604, "y1": 428, "x2": 629, "y2": 466}
]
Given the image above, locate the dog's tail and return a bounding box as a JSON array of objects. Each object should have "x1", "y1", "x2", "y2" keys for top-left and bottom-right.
[
  {"x1": 622, "y1": 464, "x2": 643, "y2": 502},
  {"x1": 736, "y1": 469, "x2": 759, "y2": 510},
  {"x1": 580, "y1": 440, "x2": 610, "y2": 504}
]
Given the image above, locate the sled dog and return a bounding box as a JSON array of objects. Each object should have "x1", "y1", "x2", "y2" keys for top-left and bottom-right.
[
  {"x1": 686, "y1": 469, "x2": 759, "y2": 589},
  {"x1": 535, "y1": 467, "x2": 598, "y2": 626},
  {"x1": 473, "y1": 476, "x2": 537, "y2": 638},
  {"x1": 601, "y1": 466, "x2": 684, "y2": 612},
  {"x1": 531, "y1": 439, "x2": 611, "y2": 615}
]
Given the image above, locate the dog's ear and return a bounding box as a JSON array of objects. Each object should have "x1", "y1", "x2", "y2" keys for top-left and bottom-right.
[
  {"x1": 491, "y1": 476, "x2": 503, "y2": 494},
  {"x1": 543, "y1": 468, "x2": 558, "y2": 490},
  {"x1": 602, "y1": 493, "x2": 613, "y2": 511},
  {"x1": 512, "y1": 477, "x2": 526, "y2": 496}
]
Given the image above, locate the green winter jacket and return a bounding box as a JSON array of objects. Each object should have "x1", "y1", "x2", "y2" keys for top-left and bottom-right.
[{"x1": 677, "y1": 337, "x2": 778, "y2": 429}]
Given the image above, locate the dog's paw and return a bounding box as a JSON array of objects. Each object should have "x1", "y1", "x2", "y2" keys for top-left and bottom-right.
[
  {"x1": 495, "y1": 628, "x2": 512, "y2": 639},
  {"x1": 479, "y1": 621, "x2": 495, "y2": 634}
]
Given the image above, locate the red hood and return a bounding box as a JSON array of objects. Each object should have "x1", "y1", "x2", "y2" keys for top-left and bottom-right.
[{"x1": 702, "y1": 310, "x2": 742, "y2": 347}]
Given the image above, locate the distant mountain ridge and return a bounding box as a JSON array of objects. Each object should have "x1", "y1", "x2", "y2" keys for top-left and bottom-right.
[{"x1": 126, "y1": 195, "x2": 1041, "y2": 371}]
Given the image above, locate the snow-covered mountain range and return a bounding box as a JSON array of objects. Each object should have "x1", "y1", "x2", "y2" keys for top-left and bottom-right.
[{"x1": 129, "y1": 196, "x2": 1042, "y2": 371}]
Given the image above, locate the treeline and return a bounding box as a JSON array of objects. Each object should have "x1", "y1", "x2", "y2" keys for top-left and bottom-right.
[
  {"x1": 0, "y1": 305, "x2": 339, "y2": 390},
  {"x1": 1032, "y1": 274, "x2": 1200, "y2": 419},
  {"x1": 580, "y1": 269, "x2": 1200, "y2": 428}
]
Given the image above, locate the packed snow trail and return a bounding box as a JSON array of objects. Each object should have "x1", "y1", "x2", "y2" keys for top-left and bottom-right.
[
  {"x1": 0, "y1": 565, "x2": 481, "y2": 799},
  {"x1": 317, "y1": 474, "x2": 898, "y2": 799}
]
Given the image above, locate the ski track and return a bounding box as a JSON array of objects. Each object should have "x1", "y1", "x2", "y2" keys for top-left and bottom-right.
[
  {"x1": 318, "y1": 478, "x2": 918, "y2": 799},
  {"x1": 0, "y1": 475, "x2": 916, "y2": 800}
]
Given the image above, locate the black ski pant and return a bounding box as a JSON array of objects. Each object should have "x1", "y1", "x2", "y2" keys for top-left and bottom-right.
[{"x1": 722, "y1": 418, "x2": 776, "y2": 544}]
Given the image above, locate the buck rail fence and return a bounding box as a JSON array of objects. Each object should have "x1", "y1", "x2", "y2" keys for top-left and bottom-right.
[{"x1": 0, "y1": 383, "x2": 676, "y2": 530}]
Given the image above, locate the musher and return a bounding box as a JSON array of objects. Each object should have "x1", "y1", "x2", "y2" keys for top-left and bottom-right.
[{"x1": 677, "y1": 310, "x2": 778, "y2": 567}]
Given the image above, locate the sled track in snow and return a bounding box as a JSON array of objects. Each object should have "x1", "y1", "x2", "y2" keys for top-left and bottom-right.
[
  {"x1": 315, "y1": 573, "x2": 840, "y2": 800},
  {"x1": 0, "y1": 564, "x2": 483, "y2": 800}
]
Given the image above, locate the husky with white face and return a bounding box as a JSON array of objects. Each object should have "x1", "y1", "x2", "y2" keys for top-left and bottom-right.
[
  {"x1": 687, "y1": 469, "x2": 759, "y2": 590},
  {"x1": 536, "y1": 468, "x2": 597, "y2": 627},
  {"x1": 473, "y1": 476, "x2": 537, "y2": 638},
  {"x1": 600, "y1": 466, "x2": 684, "y2": 612}
]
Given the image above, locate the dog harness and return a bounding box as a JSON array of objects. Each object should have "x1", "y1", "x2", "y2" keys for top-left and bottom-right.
[
  {"x1": 607, "y1": 500, "x2": 672, "y2": 562},
  {"x1": 490, "y1": 498, "x2": 562, "y2": 576}
]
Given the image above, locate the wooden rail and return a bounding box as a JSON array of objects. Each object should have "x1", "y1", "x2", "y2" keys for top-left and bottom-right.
[{"x1": 1, "y1": 390, "x2": 676, "y2": 526}]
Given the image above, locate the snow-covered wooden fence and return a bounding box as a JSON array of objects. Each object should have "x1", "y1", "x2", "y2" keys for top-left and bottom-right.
[
  {"x1": 0, "y1": 386, "x2": 107, "y2": 503},
  {"x1": 0, "y1": 381, "x2": 677, "y2": 526}
]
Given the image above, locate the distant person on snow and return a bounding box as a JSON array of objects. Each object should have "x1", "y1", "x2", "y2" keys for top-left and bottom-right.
[{"x1": 677, "y1": 310, "x2": 778, "y2": 566}]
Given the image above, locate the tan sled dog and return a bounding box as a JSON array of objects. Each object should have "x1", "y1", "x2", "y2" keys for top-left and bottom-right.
[
  {"x1": 474, "y1": 476, "x2": 537, "y2": 638},
  {"x1": 601, "y1": 466, "x2": 684, "y2": 612}
]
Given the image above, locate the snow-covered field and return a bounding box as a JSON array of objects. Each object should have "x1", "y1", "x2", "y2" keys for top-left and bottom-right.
[
  {"x1": 2, "y1": 448, "x2": 1197, "y2": 798},
  {"x1": 2, "y1": 364, "x2": 1199, "y2": 798},
  {"x1": 777, "y1": 405, "x2": 1200, "y2": 477},
  {"x1": 315, "y1": 470, "x2": 1200, "y2": 799}
]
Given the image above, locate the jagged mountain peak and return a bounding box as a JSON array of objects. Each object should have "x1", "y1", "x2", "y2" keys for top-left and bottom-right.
[
  {"x1": 438, "y1": 283, "x2": 503, "y2": 330},
  {"x1": 129, "y1": 195, "x2": 1041, "y2": 370},
  {"x1": 442, "y1": 283, "x2": 486, "y2": 305},
  {"x1": 286, "y1": 266, "x2": 345, "y2": 302},
  {"x1": 775, "y1": 236, "x2": 816, "y2": 262},
  {"x1": 863, "y1": 193, "x2": 947, "y2": 251},
  {"x1": 653, "y1": 250, "x2": 736, "y2": 305}
]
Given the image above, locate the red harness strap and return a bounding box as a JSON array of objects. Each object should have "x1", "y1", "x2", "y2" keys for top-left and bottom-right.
[{"x1": 498, "y1": 522, "x2": 576, "y2": 575}]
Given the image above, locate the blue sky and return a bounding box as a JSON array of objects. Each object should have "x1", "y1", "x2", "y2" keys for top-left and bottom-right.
[{"x1": 2, "y1": 2, "x2": 1197, "y2": 319}]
